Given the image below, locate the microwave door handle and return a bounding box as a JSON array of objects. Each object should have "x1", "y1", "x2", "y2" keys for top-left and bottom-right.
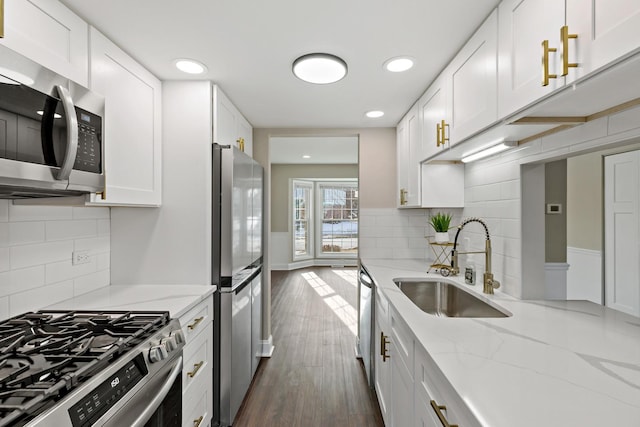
[
  {"x1": 130, "y1": 356, "x2": 183, "y2": 427},
  {"x1": 54, "y1": 85, "x2": 78, "y2": 181}
]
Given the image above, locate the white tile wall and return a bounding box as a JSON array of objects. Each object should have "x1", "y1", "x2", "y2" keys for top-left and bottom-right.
[
  {"x1": 0, "y1": 201, "x2": 111, "y2": 319},
  {"x1": 359, "y1": 208, "x2": 463, "y2": 261}
]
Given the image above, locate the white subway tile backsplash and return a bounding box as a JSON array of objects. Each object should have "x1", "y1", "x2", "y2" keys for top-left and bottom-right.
[
  {"x1": 74, "y1": 269, "x2": 109, "y2": 296},
  {"x1": 9, "y1": 205, "x2": 73, "y2": 222},
  {"x1": 360, "y1": 208, "x2": 430, "y2": 260},
  {"x1": 0, "y1": 266, "x2": 45, "y2": 297},
  {"x1": 0, "y1": 224, "x2": 7, "y2": 247},
  {"x1": 0, "y1": 201, "x2": 8, "y2": 222},
  {"x1": 9, "y1": 280, "x2": 74, "y2": 317},
  {"x1": 98, "y1": 219, "x2": 110, "y2": 236},
  {"x1": 46, "y1": 220, "x2": 97, "y2": 241},
  {"x1": 0, "y1": 248, "x2": 9, "y2": 273},
  {"x1": 72, "y1": 206, "x2": 110, "y2": 220},
  {"x1": 46, "y1": 258, "x2": 97, "y2": 285},
  {"x1": 9, "y1": 222, "x2": 45, "y2": 245},
  {"x1": 97, "y1": 253, "x2": 110, "y2": 270},
  {"x1": 0, "y1": 206, "x2": 111, "y2": 319},
  {"x1": 74, "y1": 236, "x2": 110, "y2": 253},
  {"x1": 11, "y1": 241, "x2": 72, "y2": 269},
  {"x1": 0, "y1": 297, "x2": 8, "y2": 319}
]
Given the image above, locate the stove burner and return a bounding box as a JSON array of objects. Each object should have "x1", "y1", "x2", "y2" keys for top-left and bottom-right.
[{"x1": 0, "y1": 310, "x2": 170, "y2": 427}]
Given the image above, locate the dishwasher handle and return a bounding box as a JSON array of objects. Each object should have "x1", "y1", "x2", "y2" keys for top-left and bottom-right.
[
  {"x1": 131, "y1": 356, "x2": 183, "y2": 427},
  {"x1": 359, "y1": 270, "x2": 373, "y2": 288}
]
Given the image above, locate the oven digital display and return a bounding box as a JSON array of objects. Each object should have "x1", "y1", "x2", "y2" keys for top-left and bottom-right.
[{"x1": 68, "y1": 353, "x2": 148, "y2": 427}]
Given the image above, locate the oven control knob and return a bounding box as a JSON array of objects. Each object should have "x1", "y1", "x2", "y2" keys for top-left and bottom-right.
[
  {"x1": 171, "y1": 329, "x2": 186, "y2": 345},
  {"x1": 148, "y1": 344, "x2": 168, "y2": 363},
  {"x1": 161, "y1": 336, "x2": 177, "y2": 352}
]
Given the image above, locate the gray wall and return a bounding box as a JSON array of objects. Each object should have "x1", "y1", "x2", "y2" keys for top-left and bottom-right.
[
  {"x1": 567, "y1": 152, "x2": 602, "y2": 251},
  {"x1": 545, "y1": 160, "x2": 567, "y2": 262},
  {"x1": 271, "y1": 164, "x2": 358, "y2": 232}
]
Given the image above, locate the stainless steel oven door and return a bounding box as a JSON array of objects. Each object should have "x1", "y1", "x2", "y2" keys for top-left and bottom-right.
[{"x1": 102, "y1": 355, "x2": 183, "y2": 427}]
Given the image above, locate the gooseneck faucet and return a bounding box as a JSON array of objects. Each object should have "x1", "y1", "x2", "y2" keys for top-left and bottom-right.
[{"x1": 450, "y1": 218, "x2": 501, "y2": 294}]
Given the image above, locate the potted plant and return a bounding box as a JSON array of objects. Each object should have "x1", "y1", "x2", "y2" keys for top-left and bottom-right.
[{"x1": 429, "y1": 212, "x2": 452, "y2": 243}]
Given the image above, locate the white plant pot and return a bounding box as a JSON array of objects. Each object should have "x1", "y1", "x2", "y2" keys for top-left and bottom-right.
[{"x1": 434, "y1": 232, "x2": 450, "y2": 243}]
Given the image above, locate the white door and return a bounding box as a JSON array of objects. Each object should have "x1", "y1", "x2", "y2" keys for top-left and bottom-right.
[{"x1": 604, "y1": 150, "x2": 640, "y2": 317}]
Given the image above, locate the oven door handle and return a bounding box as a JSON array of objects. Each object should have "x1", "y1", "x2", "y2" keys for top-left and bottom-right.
[{"x1": 131, "y1": 355, "x2": 183, "y2": 427}]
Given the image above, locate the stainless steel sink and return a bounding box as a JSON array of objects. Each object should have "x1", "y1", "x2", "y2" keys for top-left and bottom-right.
[{"x1": 393, "y1": 279, "x2": 511, "y2": 318}]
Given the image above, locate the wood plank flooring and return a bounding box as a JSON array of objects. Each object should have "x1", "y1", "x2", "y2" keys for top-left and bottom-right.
[{"x1": 233, "y1": 267, "x2": 384, "y2": 427}]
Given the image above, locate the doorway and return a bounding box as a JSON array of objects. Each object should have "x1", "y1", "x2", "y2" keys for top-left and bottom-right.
[{"x1": 269, "y1": 136, "x2": 359, "y2": 270}]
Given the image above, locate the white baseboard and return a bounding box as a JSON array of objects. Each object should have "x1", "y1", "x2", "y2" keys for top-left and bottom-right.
[
  {"x1": 545, "y1": 262, "x2": 569, "y2": 300},
  {"x1": 567, "y1": 247, "x2": 602, "y2": 304},
  {"x1": 271, "y1": 258, "x2": 357, "y2": 271},
  {"x1": 260, "y1": 335, "x2": 275, "y2": 357}
]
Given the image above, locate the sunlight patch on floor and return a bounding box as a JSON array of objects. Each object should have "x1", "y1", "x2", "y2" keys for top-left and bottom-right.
[
  {"x1": 332, "y1": 268, "x2": 358, "y2": 287},
  {"x1": 302, "y1": 271, "x2": 357, "y2": 336}
]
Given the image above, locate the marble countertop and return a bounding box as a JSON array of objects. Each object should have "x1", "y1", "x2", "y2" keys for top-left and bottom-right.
[
  {"x1": 46, "y1": 284, "x2": 216, "y2": 319},
  {"x1": 361, "y1": 258, "x2": 640, "y2": 427}
]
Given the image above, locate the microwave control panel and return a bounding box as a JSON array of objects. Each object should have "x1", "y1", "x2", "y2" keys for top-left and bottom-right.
[{"x1": 74, "y1": 107, "x2": 103, "y2": 174}]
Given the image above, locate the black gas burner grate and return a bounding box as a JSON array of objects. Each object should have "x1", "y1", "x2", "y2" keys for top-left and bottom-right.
[{"x1": 0, "y1": 310, "x2": 169, "y2": 426}]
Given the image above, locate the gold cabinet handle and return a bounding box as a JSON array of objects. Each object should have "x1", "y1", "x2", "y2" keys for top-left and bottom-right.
[
  {"x1": 561, "y1": 25, "x2": 578, "y2": 76},
  {"x1": 437, "y1": 119, "x2": 449, "y2": 147},
  {"x1": 236, "y1": 137, "x2": 245, "y2": 152},
  {"x1": 380, "y1": 332, "x2": 390, "y2": 362},
  {"x1": 542, "y1": 40, "x2": 558, "y2": 86},
  {"x1": 187, "y1": 361, "x2": 204, "y2": 378},
  {"x1": 399, "y1": 188, "x2": 408, "y2": 206},
  {"x1": 430, "y1": 400, "x2": 459, "y2": 427},
  {"x1": 188, "y1": 316, "x2": 204, "y2": 330},
  {"x1": 193, "y1": 415, "x2": 204, "y2": 427}
]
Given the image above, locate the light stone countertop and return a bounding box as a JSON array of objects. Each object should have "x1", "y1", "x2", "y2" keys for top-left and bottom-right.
[
  {"x1": 361, "y1": 258, "x2": 640, "y2": 427},
  {"x1": 45, "y1": 284, "x2": 215, "y2": 319}
]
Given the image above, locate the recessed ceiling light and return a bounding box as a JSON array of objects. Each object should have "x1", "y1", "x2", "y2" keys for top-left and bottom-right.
[
  {"x1": 384, "y1": 57, "x2": 415, "y2": 72},
  {"x1": 175, "y1": 59, "x2": 207, "y2": 74},
  {"x1": 302, "y1": 155, "x2": 311, "y2": 159},
  {"x1": 366, "y1": 110, "x2": 384, "y2": 118},
  {"x1": 292, "y1": 53, "x2": 347, "y2": 84}
]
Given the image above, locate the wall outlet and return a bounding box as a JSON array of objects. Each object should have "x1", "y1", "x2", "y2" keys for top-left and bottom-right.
[{"x1": 73, "y1": 250, "x2": 91, "y2": 265}]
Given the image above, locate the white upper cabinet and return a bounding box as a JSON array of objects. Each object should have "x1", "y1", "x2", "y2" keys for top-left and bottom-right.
[
  {"x1": 448, "y1": 9, "x2": 498, "y2": 144},
  {"x1": 1, "y1": 0, "x2": 88, "y2": 86},
  {"x1": 419, "y1": 75, "x2": 449, "y2": 159},
  {"x1": 498, "y1": 0, "x2": 565, "y2": 117},
  {"x1": 213, "y1": 85, "x2": 253, "y2": 157},
  {"x1": 396, "y1": 103, "x2": 421, "y2": 208},
  {"x1": 566, "y1": 0, "x2": 640, "y2": 81},
  {"x1": 87, "y1": 28, "x2": 162, "y2": 206}
]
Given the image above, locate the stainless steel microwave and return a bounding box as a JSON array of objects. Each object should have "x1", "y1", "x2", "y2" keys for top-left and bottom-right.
[{"x1": 0, "y1": 45, "x2": 105, "y2": 199}]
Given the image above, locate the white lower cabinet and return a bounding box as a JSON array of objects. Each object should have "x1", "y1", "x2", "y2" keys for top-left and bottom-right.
[
  {"x1": 374, "y1": 286, "x2": 480, "y2": 427},
  {"x1": 374, "y1": 287, "x2": 392, "y2": 425},
  {"x1": 179, "y1": 298, "x2": 214, "y2": 427}
]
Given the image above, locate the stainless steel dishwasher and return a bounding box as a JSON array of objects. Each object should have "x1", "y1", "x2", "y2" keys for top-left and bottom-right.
[{"x1": 357, "y1": 263, "x2": 374, "y2": 387}]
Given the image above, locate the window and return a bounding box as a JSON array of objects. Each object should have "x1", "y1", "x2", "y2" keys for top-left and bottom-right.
[
  {"x1": 317, "y1": 182, "x2": 358, "y2": 257},
  {"x1": 292, "y1": 179, "x2": 358, "y2": 261},
  {"x1": 292, "y1": 180, "x2": 313, "y2": 260}
]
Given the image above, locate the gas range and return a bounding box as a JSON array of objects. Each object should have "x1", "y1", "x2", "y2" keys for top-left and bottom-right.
[{"x1": 0, "y1": 310, "x2": 185, "y2": 427}]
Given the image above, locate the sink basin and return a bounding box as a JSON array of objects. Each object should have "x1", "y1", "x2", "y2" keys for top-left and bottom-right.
[{"x1": 393, "y1": 279, "x2": 511, "y2": 318}]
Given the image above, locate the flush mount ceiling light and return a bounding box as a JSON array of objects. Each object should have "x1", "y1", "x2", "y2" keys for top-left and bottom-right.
[
  {"x1": 384, "y1": 57, "x2": 415, "y2": 72},
  {"x1": 461, "y1": 139, "x2": 518, "y2": 163},
  {"x1": 174, "y1": 59, "x2": 207, "y2": 75},
  {"x1": 365, "y1": 110, "x2": 384, "y2": 118},
  {"x1": 292, "y1": 53, "x2": 348, "y2": 84},
  {"x1": 302, "y1": 155, "x2": 311, "y2": 159}
]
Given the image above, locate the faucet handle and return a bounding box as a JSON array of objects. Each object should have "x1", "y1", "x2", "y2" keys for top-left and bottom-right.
[{"x1": 491, "y1": 279, "x2": 500, "y2": 290}]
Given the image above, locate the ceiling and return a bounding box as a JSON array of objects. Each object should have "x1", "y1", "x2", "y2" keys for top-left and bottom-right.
[
  {"x1": 270, "y1": 136, "x2": 358, "y2": 164},
  {"x1": 59, "y1": 0, "x2": 500, "y2": 129}
]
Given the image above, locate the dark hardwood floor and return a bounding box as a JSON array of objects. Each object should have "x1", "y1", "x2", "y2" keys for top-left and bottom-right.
[{"x1": 233, "y1": 267, "x2": 384, "y2": 427}]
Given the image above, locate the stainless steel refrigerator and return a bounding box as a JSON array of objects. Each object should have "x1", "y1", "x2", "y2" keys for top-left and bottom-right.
[{"x1": 212, "y1": 144, "x2": 263, "y2": 427}]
